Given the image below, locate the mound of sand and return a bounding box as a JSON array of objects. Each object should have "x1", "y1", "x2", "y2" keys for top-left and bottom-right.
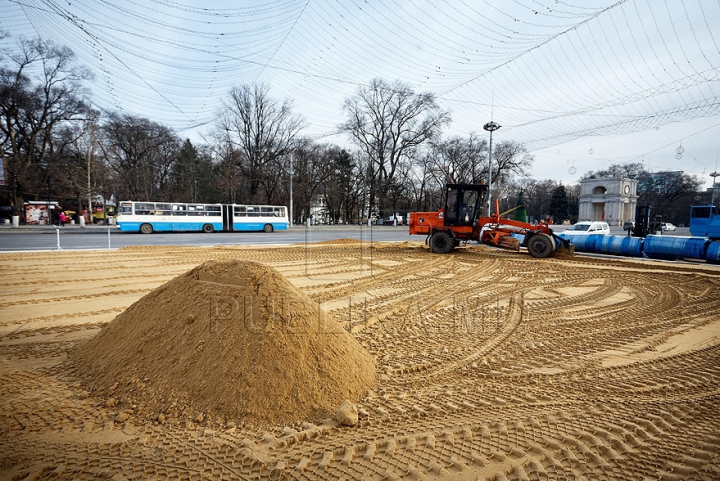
[{"x1": 72, "y1": 260, "x2": 376, "y2": 425}]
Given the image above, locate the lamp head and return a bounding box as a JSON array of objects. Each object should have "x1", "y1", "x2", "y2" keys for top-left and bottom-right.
[{"x1": 483, "y1": 121, "x2": 501, "y2": 132}]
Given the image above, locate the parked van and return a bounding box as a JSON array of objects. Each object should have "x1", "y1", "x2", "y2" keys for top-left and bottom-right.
[
  {"x1": 562, "y1": 221, "x2": 610, "y2": 236},
  {"x1": 385, "y1": 215, "x2": 404, "y2": 225}
]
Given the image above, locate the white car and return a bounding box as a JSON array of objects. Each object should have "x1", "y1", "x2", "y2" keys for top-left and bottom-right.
[
  {"x1": 661, "y1": 222, "x2": 676, "y2": 231},
  {"x1": 561, "y1": 221, "x2": 611, "y2": 236}
]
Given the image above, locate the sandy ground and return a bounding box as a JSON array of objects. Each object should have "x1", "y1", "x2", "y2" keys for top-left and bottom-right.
[{"x1": 1, "y1": 241, "x2": 720, "y2": 480}]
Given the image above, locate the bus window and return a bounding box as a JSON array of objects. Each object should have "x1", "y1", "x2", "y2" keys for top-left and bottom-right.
[
  {"x1": 188, "y1": 204, "x2": 204, "y2": 216},
  {"x1": 247, "y1": 206, "x2": 260, "y2": 217},
  {"x1": 136, "y1": 203, "x2": 154, "y2": 215},
  {"x1": 261, "y1": 206, "x2": 273, "y2": 214},
  {"x1": 156, "y1": 204, "x2": 172, "y2": 215},
  {"x1": 119, "y1": 203, "x2": 133, "y2": 214},
  {"x1": 234, "y1": 206, "x2": 246, "y2": 216},
  {"x1": 274, "y1": 207, "x2": 284, "y2": 217},
  {"x1": 206, "y1": 205, "x2": 221, "y2": 216},
  {"x1": 172, "y1": 204, "x2": 187, "y2": 215}
]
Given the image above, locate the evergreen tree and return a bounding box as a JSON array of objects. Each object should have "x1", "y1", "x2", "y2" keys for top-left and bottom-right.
[
  {"x1": 322, "y1": 149, "x2": 360, "y2": 224},
  {"x1": 170, "y1": 139, "x2": 219, "y2": 203},
  {"x1": 548, "y1": 185, "x2": 569, "y2": 223}
]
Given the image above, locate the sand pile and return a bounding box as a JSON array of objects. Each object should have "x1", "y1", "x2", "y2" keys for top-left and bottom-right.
[
  {"x1": 72, "y1": 260, "x2": 376, "y2": 425},
  {"x1": 314, "y1": 238, "x2": 362, "y2": 244}
]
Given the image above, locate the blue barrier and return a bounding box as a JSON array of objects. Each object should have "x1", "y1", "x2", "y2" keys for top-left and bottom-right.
[
  {"x1": 545, "y1": 231, "x2": 719, "y2": 263},
  {"x1": 595, "y1": 235, "x2": 644, "y2": 257},
  {"x1": 624, "y1": 236, "x2": 645, "y2": 257},
  {"x1": 644, "y1": 235, "x2": 708, "y2": 260},
  {"x1": 706, "y1": 240, "x2": 720, "y2": 264},
  {"x1": 559, "y1": 233, "x2": 605, "y2": 252}
]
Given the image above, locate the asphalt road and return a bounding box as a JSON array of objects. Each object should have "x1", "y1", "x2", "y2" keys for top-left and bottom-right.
[
  {"x1": 0, "y1": 224, "x2": 692, "y2": 252},
  {"x1": 0, "y1": 225, "x2": 416, "y2": 252}
]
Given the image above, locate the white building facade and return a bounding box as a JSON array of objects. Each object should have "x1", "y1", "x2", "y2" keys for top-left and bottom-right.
[{"x1": 578, "y1": 177, "x2": 638, "y2": 226}]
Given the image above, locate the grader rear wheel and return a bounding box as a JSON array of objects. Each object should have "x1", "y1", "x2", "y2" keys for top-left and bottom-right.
[{"x1": 527, "y1": 233, "x2": 555, "y2": 258}]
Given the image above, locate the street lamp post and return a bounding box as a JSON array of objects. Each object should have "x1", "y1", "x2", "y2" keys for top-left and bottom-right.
[
  {"x1": 289, "y1": 153, "x2": 294, "y2": 228},
  {"x1": 711, "y1": 171, "x2": 719, "y2": 207},
  {"x1": 483, "y1": 121, "x2": 501, "y2": 216},
  {"x1": 86, "y1": 123, "x2": 95, "y2": 228}
]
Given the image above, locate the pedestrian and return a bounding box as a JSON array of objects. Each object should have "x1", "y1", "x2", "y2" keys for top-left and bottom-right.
[{"x1": 59, "y1": 211, "x2": 67, "y2": 227}]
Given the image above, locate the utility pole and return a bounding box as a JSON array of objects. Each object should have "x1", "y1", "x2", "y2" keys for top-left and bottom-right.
[
  {"x1": 86, "y1": 123, "x2": 94, "y2": 226},
  {"x1": 289, "y1": 153, "x2": 293, "y2": 228}
]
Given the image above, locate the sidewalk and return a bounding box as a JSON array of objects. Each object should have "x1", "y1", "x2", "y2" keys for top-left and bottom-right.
[{"x1": 0, "y1": 223, "x2": 118, "y2": 233}]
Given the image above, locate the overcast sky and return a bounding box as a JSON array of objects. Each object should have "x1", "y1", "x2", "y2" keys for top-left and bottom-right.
[{"x1": 2, "y1": 0, "x2": 719, "y2": 188}]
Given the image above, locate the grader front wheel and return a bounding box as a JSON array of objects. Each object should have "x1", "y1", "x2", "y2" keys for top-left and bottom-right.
[{"x1": 430, "y1": 232, "x2": 455, "y2": 254}]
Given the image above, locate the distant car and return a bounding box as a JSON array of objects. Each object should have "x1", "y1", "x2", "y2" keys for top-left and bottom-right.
[
  {"x1": 623, "y1": 221, "x2": 635, "y2": 231},
  {"x1": 561, "y1": 221, "x2": 610, "y2": 236},
  {"x1": 661, "y1": 222, "x2": 676, "y2": 231}
]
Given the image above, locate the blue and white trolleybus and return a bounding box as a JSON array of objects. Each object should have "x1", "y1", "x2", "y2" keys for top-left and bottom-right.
[
  {"x1": 223, "y1": 204, "x2": 289, "y2": 232},
  {"x1": 117, "y1": 201, "x2": 289, "y2": 233}
]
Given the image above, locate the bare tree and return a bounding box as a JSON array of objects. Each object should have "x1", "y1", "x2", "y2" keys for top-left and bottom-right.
[
  {"x1": 582, "y1": 162, "x2": 645, "y2": 180},
  {"x1": 491, "y1": 140, "x2": 533, "y2": 185},
  {"x1": 54, "y1": 111, "x2": 112, "y2": 217},
  {"x1": 427, "y1": 134, "x2": 487, "y2": 185},
  {"x1": 340, "y1": 78, "x2": 449, "y2": 215},
  {"x1": 216, "y1": 83, "x2": 305, "y2": 203},
  {"x1": 0, "y1": 37, "x2": 90, "y2": 216},
  {"x1": 415, "y1": 136, "x2": 531, "y2": 215},
  {"x1": 565, "y1": 183, "x2": 581, "y2": 221},
  {"x1": 215, "y1": 145, "x2": 244, "y2": 204},
  {"x1": 512, "y1": 178, "x2": 558, "y2": 221},
  {"x1": 637, "y1": 170, "x2": 703, "y2": 217},
  {"x1": 99, "y1": 114, "x2": 180, "y2": 201},
  {"x1": 291, "y1": 139, "x2": 336, "y2": 224},
  {"x1": 353, "y1": 154, "x2": 373, "y2": 222}
]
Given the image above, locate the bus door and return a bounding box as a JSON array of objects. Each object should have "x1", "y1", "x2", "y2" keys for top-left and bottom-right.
[{"x1": 222, "y1": 205, "x2": 234, "y2": 232}]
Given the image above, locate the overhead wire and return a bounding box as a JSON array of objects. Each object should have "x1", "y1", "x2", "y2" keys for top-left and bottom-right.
[
  {"x1": 440, "y1": 0, "x2": 630, "y2": 95},
  {"x1": 251, "y1": 0, "x2": 309, "y2": 83},
  {"x1": 0, "y1": 0, "x2": 718, "y2": 161}
]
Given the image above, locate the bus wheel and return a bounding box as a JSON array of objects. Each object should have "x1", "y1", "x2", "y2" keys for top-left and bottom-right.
[
  {"x1": 263, "y1": 223, "x2": 274, "y2": 233},
  {"x1": 202, "y1": 223, "x2": 214, "y2": 233},
  {"x1": 140, "y1": 223, "x2": 153, "y2": 234}
]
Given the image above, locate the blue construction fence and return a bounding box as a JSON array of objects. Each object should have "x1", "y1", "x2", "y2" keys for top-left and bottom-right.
[{"x1": 557, "y1": 233, "x2": 720, "y2": 264}]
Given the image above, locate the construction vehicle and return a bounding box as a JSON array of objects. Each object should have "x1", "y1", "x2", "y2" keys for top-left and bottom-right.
[
  {"x1": 689, "y1": 204, "x2": 720, "y2": 240},
  {"x1": 408, "y1": 183, "x2": 574, "y2": 258},
  {"x1": 630, "y1": 205, "x2": 664, "y2": 237}
]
